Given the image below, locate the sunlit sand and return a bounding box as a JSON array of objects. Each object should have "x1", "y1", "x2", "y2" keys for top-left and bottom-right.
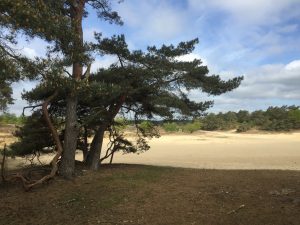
[
  {"x1": 4, "y1": 131, "x2": 300, "y2": 171},
  {"x1": 111, "y1": 131, "x2": 300, "y2": 170}
]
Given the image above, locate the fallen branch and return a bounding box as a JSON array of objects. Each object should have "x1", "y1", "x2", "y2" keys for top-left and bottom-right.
[{"x1": 227, "y1": 204, "x2": 245, "y2": 215}]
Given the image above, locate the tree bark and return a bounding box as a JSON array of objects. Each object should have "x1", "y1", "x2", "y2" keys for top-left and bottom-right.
[
  {"x1": 59, "y1": 0, "x2": 85, "y2": 178},
  {"x1": 85, "y1": 95, "x2": 126, "y2": 170},
  {"x1": 59, "y1": 95, "x2": 79, "y2": 178},
  {"x1": 83, "y1": 125, "x2": 88, "y2": 161},
  {"x1": 85, "y1": 125, "x2": 106, "y2": 170}
]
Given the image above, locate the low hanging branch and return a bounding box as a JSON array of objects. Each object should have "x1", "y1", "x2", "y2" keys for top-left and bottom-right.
[{"x1": 3, "y1": 90, "x2": 63, "y2": 190}]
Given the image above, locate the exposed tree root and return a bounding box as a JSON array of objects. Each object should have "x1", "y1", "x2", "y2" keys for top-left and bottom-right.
[{"x1": 2, "y1": 90, "x2": 63, "y2": 191}]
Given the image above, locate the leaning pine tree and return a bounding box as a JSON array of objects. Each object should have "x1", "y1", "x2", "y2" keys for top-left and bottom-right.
[
  {"x1": 19, "y1": 35, "x2": 243, "y2": 171},
  {"x1": 83, "y1": 35, "x2": 243, "y2": 169}
]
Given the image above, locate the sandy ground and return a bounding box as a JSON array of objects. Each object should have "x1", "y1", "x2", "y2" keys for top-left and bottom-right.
[
  {"x1": 111, "y1": 131, "x2": 300, "y2": 170},
  {"x1": 3, "y1": 131, "x2": 300, "y2": 170}
]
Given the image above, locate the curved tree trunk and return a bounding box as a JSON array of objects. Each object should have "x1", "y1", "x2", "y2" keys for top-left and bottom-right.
[
  {"x1": 85, "y1": 95, "x2": 126, "y2": 170},
  {"x1": 4, "y1": 91, "x2": 63, "y2": 190},
  {"x1": 85, "y1": 125, "x2": 106, "y2": 170}
]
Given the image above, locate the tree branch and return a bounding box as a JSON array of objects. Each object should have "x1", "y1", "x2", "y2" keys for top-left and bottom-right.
[
  {"x1": 22, "y1": 104, "x2": 43, "y2": 116},
  {"x1": 5, "y1": 90, "x2": 63, "y2": 190}
]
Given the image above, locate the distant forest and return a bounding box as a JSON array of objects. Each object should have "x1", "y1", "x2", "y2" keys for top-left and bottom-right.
[
  {"x1": 161, "y1": 105, "x2": 300, "y2": 133},
  {"x1": 1, "y1": 105, "x2": 300, "y2": 133}
]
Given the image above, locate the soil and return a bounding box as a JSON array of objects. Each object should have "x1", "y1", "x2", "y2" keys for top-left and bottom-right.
[{"x1": 0, "y1": 164, "x2": 299, "y2": 225}]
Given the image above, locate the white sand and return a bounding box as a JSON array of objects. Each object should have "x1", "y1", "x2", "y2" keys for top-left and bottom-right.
[
  {"x1": 4, "y1": 131, "x2": 300, "y2": 170},
  {"x1": 110, "y1": 131, "x2": 300, "y2": 170}
]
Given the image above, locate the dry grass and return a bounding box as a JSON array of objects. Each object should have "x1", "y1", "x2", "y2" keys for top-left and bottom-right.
[{"x1": 0, "y1": 164, "x2": 299, "y2": 225}]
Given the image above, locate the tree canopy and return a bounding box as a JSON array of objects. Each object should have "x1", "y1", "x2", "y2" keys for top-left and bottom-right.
[{"x1": 1, "y1": 0, "x2": 242, "y2": 189}]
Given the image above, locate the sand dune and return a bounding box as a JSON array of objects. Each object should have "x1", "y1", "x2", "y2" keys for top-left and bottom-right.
[
  {"x1": 3, "y1": 131, "x2": 300, "y2": 170},
  {"x1": 110, "y1": 131, "x2": 300, "y2": 170}
]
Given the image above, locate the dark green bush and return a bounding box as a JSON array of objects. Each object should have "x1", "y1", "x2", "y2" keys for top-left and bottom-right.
[{"x1": 236, "y1": 123, "x2": 252, "y2": 133}]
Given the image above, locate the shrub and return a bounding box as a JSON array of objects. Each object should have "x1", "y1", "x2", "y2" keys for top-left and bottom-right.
[
  {"x1": 162, "y1": 122, "x2": 178, "y2": 132},
  {"x1": 182, "y1": 120, "x2": 201, "y2": 133},
  {"x1": 236, "y1": 123, "x2": 252, "y2": 133}
]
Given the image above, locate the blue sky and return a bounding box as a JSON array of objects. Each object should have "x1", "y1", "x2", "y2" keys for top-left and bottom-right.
[{"x1": 9, "y1": 0, "x2": 300, "y2": 114}]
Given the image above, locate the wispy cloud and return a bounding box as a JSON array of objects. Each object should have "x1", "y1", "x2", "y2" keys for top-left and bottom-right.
[{"x1": 7, "y1": 0, "x2": 300, "y2": 114}]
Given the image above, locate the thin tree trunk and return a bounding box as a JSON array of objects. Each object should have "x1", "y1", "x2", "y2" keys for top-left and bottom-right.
[
  {"x1": 83, "y1": 125, "x2": 88, "y2": 161},
  {"x1": 109, "y1": 151, "x2": 115, "y2": 164},
  {"x1": 85, "y1": 125, "x2": 106, "y2": 170}
]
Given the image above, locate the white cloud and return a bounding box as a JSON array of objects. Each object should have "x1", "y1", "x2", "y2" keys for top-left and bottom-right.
[
  {"x1": 187, "y1": 0, "x2": 300, "y2": 72},
  {"x1": 91, "y1": 56, "x2": 117, "y2": 72},
  {"x1": 224, "y1": 59, "x2": 300, "y2": 100},
  {"x1": 176, "y1": 53, "x2": 207, "y2": 65},
  {"x1": 188, "y1": 59, "x2": 300, "y2": 112},
  {"x1": 116, "y1": 1, "x2": 188, "y2": 40},
  {"x1": 22, "y1": 47, "x2": 38, "y2": 59},
  {"x1": 83, "y1": 27, "x2": 101, "y2": 42},
  {"x1": 285, "y1": 60, "x2": 300, "y2": 71},
  {"x1": 189, "y1": 0, "x2": 299, "y2": 26}
]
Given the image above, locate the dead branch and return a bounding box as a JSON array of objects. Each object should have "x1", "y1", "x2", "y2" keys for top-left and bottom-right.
[
  {"x1": 22, "y1": 104, "x2": 43, "y2": 116},
  {"x1": 227, "y1": 204, "x2": 245, "y2": 215}
]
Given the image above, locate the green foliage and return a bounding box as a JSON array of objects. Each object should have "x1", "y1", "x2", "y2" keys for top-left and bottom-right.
[
  {"x1": 9, "y1": 111, "x2": 53, "y2": 156},
  {"x1": 162, "y1": 122, "x2": 179, "y2": 132},
  {"x1": 138, "y1": 121, "x2": 160, "y2": 138},
  {"x1": 236, "y1": 122, "x2": 252, "y2": 133},
  {"x1": 236, "y1": 110, "x2": 251, "y2": 123},
  {"x1": 0, "y1": 113, "x2": 25, "y2": 125},
  {"x1": 198, "y1": 106, "x2": 300, "y2": 132},
  {"x1": 201, "y1": 114, "x2": 224, "y2": 131},
  {"x1": 114, "y1": 117, "x2": 128, "y2": 132},
  {"x1": 181, "y1": 120, "x2": 201, "y2": 133},
  {"x1": 288, "y1": 109, "x2": 300, "y2": 129}
]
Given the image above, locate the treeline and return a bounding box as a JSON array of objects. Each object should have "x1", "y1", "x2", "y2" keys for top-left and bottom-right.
[
  {"x1": 2, "y1": 105, "x2": 300, "y2": 134},
  {"x1": 0, "y1": 113, "x2": 25, "y2": 125},
  {"x1": 160, "y1": 106, "x2": 300, "y2": 133}
]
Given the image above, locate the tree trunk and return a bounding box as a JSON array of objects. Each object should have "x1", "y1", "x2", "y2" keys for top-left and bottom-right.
[
  {"x1": 59, "y1": 1, "x2": 85, "y2": 178},
  {"x1": 85, "y1": 125, "x2": 106, "y2": 170},
  {"x1": 85, "y1": 95, "x2": 127, "y2": 170},
  {"x1": 59, "y1": 95, "x2": 79, "y2": 178},
  {"x1": 109, "y1": 151, "x2": 115, "y2": 164},
  {"x1": 83, "y1": 125, "x2": 88, "y2": 161}
]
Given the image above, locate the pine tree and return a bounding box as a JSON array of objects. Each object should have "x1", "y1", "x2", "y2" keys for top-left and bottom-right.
[
  {"x1": 0, "y1": 0, "x2": 123, "y2": 178},
  {"x1": 1, "y1": 1, "x2": 242, "y2": 180}
]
